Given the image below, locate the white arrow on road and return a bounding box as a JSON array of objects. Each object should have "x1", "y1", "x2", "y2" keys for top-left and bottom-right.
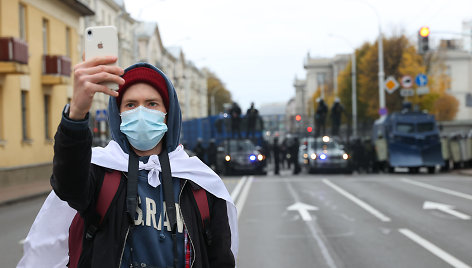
[
  {"x1": 423, "y1": 201, "x2": 471, "y2": 220},
  {"x1": 287, "y1": 202, "x2": 318, "y2": 221}
]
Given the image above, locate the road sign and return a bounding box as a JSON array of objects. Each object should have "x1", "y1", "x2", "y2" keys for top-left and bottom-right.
[
  {"x1": 401, "y1": 75, "x2": 413, "y2": 88},
  {"x1": 95, "y1": 109, "x2": 108, "y2": 122},
  {"x1": 415, "y1": 74, "x2": 428, "y2": 87},
  {"x1": 417, "y1": 86, "x2": 429, "y2": 95},
  {"x1": 400, "y1": 89, "x2": 414, "y2": 97},
  {"x1": 384, "y1": 76, "x2": 400, "y2": 94},
  {"x1": 379, "y1": 107, "x2": 388, "y2": 116}
]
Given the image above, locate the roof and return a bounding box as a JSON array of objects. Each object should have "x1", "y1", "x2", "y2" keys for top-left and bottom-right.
[
  {"x1": 113, "y1": 0, "x2": 124, "y2": 6},
  {"x1": 135, "y1": 22, "x2": 156, "y2": 38},
  {"x1": 61, "y1": 0, "x2": 94, "y2": 16},
  {"x1": 166, "y1": 46, "x2": 183, "y2": 59}
]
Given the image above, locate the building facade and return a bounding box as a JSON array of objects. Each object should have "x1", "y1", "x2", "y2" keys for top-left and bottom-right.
[
  {"x1": 433, "y1": 40, "x2": 472, "y2": 121},
  {"x1": 0, "y1": 0, "x2": 211, "y2": 182},
  {"x1": 293, "y1": 53, "x2": 349, "y2": 135},
  {"x1": 0, "y1": 0, "x2": 93, "y2": 188}
]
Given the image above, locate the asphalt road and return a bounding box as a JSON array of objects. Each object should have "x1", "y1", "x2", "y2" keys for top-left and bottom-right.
[
  {"x1": 230, "y1": 171, "x2": 472, "y2": 268},
  {"x1": 2, "y1": 171, "x2": 471, "y2": 268}
]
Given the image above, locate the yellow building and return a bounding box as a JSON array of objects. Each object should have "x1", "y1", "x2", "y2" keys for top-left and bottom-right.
[{"x1": 0, "y1": 0, "x2": 93, "y2": 184}]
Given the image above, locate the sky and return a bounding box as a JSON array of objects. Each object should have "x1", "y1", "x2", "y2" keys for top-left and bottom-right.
[{"x1": 123, "y1": 0, "x2": 472, "y2": 111}]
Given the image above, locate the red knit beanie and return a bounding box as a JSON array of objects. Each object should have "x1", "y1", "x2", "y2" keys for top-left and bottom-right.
[{"x1": 116, "y1": 67, "x2": 169, "y2": 110}]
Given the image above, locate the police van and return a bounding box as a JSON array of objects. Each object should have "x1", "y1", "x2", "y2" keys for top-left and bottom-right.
[{"x1": 372, "y1": 103, "x2": 443, "y2": 173}]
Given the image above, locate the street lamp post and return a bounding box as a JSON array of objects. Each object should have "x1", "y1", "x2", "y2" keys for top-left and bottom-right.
[
  {"x1": 378, "y1": 30, "x2": 386, "y2": 116},
  {"x1": 210, "y1": 88, "x2": 225, "y2": 115},
  {"x1": 351, "y1": 52, "x2": 357, "y2": 137},
  {"x1": 352, "y1": 0, "x2": 385, "y2": 116}
]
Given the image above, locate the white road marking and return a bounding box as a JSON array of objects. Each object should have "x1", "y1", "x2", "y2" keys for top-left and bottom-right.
[
  {"x1": 423, "y1": 201, "x2": 471, "y2": 220},
  {"x1": 323, "y1": 179, "x2": 391, "y2": 222},
  {"x1": 285, "y1": 179, "x2": 338, "y2": 268},
  {"x1": 287, "y1": 202, "x2": 319, "y2": 221},
  {"x1": 231, "y1": 176, "x2": 247, "y2": 203},
  {"x1": 402, "y1": 178, "x2": 472, "y2": 201},
  {"x1": 399, "y1": 228, "x2": 471, "y2": 268},
  {"x1": 235, "y1": 176, "x2": 254, "y2": 220}
]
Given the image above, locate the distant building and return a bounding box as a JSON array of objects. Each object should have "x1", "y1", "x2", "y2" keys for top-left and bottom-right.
[
  {"x1": 259, "y1": 102, "x2": 286, "y2": 139},
  {"x1": 293, "y1": 53, "x2": 349, "y2": 135},
  {"x1": 431, "y1": 39, "x2": 472, "y2": 121},
  {"x1": 285, "y1": 98, "x2": 297, "y2": 134}
]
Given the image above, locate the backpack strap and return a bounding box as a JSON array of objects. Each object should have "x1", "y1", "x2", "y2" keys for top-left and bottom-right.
[
  {"x1": 191, "y1": 184, "x2": 212, "y2": 246},
  {"x1": 85, "y1": 169, "x2": 121, "y2": 239},
  {"x1": 192, "y1": 187, "x2": 210, "y2": 228},
  {"x1": 159, "y1": 148, "x2": 178, "y2": 268},
  {"x1": 68, "y1": 170, "x2": 121, "y2": 268}
]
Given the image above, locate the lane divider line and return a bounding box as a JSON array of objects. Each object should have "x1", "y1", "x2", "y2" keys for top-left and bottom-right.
[
  {"x1": 323, "y1": 179, "x2": 391, "y2": 222},
  {"x1": 236, "y1": 176, "x2": 254, "y2": 220},
  {"x1": 231, "y1": 176, "x2": 247, "y2": 203},
  {"x1": 402, "y1": 178, "x2": 472, "y2": 201},
  {"x1": 398, "y1": 228, "x2": 471, "y2": 268},
  {"x1": 285, "y1": 179, "x2": 338, "y2": 268}
]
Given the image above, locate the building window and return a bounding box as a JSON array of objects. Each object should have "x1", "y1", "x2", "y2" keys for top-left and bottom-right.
[
  {"x1": 66, "y1": 27, "x2": 71, "y2": 57},
  {"x1": 44, "y1": 94, "x2": 51, "y2": 139},
  {"x1": 21, "y1": 91, "x2": 29, "y2": 141},
  {"x1": 42, "y1": 18, "x2": 49, "y2": 54},
  {"x1": 19, "y1": 4, "x2": 27, "y2": 40},
  {"x1": 317, "y1": 73, "x2": 326, "y2": 86}
]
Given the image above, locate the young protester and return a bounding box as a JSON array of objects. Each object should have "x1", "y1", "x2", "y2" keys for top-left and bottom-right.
[{"x1": 18, "y1": 58, "x2": 237, "y2": 268}]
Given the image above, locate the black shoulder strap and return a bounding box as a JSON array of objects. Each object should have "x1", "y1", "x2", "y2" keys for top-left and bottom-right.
[
  {"x1": 158, "y1": 148, "x2": 178, "y2": 268},
  {"x1": 126, "y1": 150, "x2": 139, "y2": 224}
]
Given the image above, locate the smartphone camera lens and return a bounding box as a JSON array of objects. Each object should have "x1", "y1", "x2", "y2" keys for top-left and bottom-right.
[{"x1": 87, "y1": 30, "x2": 92, "y2": 36}]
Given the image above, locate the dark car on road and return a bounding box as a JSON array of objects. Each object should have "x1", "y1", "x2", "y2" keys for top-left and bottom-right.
[{"x1": 216, "y1": 139, "x2": 267, "y2": 175}]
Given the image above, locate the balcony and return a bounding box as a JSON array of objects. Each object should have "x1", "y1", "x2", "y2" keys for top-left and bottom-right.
[
  {"x1": 42, "y1": 55, "x2": 71, "y2": 85},
  {"x1": 0, "y1": 37, "x2": 29, "y2": 74}
]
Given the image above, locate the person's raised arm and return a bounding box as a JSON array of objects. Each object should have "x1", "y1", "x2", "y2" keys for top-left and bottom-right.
[{"x1": 51, "y1": 56, "x2": 124, "y2": 212}]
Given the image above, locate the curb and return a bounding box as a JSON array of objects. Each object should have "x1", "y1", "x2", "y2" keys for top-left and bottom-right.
[
  {"x1": 454, "y1": 170, "x2": 472, "y2": 177},
  {"x1": 0, "y1": 191, "x2": 50, "y2": 207}
]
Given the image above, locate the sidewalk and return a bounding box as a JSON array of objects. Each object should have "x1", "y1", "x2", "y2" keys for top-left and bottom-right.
[
  {"x1": 0, "y1": 179, "x2": 51, "y2": 206},
  {"x1": 457, "y1": 169, "x2": 472, "y2": 176}
]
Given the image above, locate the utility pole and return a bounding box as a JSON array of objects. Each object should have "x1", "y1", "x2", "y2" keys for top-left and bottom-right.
[
  {"x1": 351, "y1": 52, "x2": 357, "y2": 137},
  {"x1": 378, "y1": 29, "x2": 386, "y2": 116}
]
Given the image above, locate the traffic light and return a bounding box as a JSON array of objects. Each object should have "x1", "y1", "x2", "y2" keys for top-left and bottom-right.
[
  {"x1": 418, "y1": 26, "x2": 430, "y2": 54},
  {"x1": 295, "y1": 114, "x2": 301, "y2": 121},
  {"x1": 307, "y1": 126, "x2": 312, "y2": 133}
]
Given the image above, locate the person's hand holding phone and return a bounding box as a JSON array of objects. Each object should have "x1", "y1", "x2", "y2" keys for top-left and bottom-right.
[{"x1": 69, "y1": 56, "x2": 124, "y2": 120}]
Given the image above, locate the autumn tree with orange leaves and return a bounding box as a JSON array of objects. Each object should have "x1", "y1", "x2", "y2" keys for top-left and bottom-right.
[{"x1": 337, "y1": 33, "x2": 458, "y2": 123}]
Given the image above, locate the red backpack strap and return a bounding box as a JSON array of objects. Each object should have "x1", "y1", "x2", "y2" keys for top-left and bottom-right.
[
  {"x1": 192, "y1": 185, "x2": 212, "y2": 246},
  {"x1": 192, "y1": 187, "x2": 210, "y2": 227},
  {"x1": 96, "y1": 170, "x2": 121, "y2": 224},
  {"x1": 68, "y1": 170, "x2": 121, "y2": 268}
]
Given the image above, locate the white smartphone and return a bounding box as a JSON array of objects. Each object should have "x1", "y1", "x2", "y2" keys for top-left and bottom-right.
[{"x1": 84, "y1": 26, "x2": 119, "y2": 90}]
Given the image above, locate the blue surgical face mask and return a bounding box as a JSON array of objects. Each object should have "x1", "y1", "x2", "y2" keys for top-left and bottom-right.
[{"x1": 120, "y1": 106, "x2": 168, "y2": 151}]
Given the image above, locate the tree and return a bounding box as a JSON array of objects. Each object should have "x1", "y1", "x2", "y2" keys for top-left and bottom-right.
[
  {"x1": 427, "y1": 52, "x2": 459, "y2": 121},
  {"x1": 204, "y1": 69, "x2": 232, "y2": 115},
  {"x1": 337, "y1": 33, "x2": 459, "y2": 122},
  {"x1": 337, "y1": 42, "x2": 371, "y2": 124}
]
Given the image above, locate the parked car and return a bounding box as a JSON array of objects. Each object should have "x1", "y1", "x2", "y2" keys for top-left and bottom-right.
[
  {"x1": 301, "y1": 136, "x2": 351, "y2": 173},
  {"x1": 216, "y1": 138, "x2": 267, "y2": 175}
]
